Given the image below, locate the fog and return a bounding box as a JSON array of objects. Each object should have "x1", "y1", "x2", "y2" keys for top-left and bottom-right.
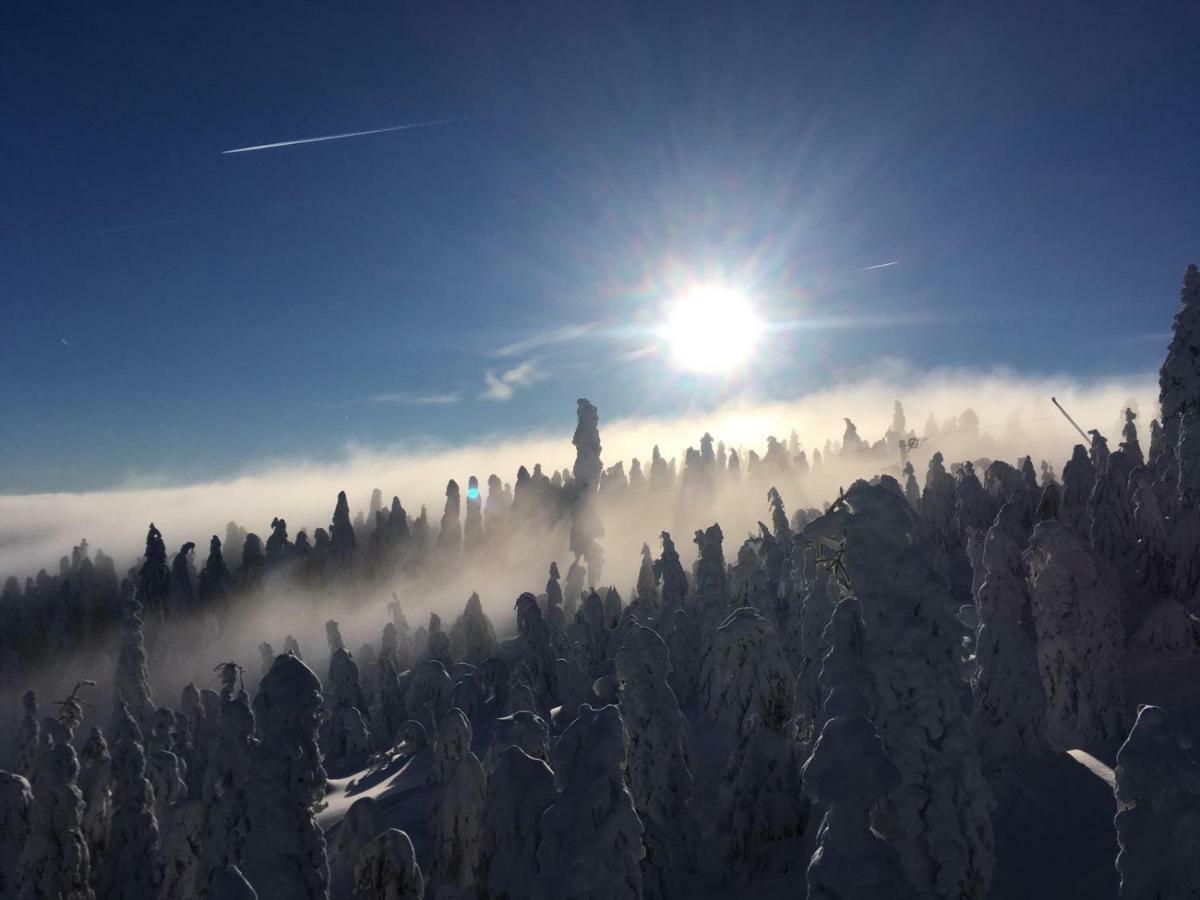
[{"x1": 2, "y1": 365, "x2": 1155, "y2": 582}]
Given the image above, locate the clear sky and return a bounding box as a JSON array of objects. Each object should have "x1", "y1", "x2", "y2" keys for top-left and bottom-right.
[{"x1": 2, "y1": 1, "x2": 1198, "y2": 492}]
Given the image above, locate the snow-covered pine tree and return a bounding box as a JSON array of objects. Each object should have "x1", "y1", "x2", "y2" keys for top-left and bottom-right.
[
  {"x1": 972, "y1": 503, "x2": 1048, "y2": 771},
  {"x1": 616, "y1": 624, "x2": 695, "y2": 900},
  {"x1": 1025, "y1": 520, "x2": 1129, "y2": 747},
  {"x1": 96, "y1": 702, "x2": 160, "y2": 900},
  {"x1": 242, "y1": 653, "x2": 329, "y2": 900},
  {"x1": 427, "y1": 708, "x2": 486, "y2": 899},
  {"x1": 532, "y1": 704, "x2": 644, "y2": 900},
  {"x1": 1113, "y1": 704, "x2": 1200, "y2": 900},
  {"x1": 475, "y1": 747, "x2": 556, "y2": 900},
  {"x1": 355, "y1": 828, "x2": 424, "y2": 900}
]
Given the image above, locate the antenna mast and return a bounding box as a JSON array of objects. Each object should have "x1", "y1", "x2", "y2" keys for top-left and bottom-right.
[{"x1": 1051, "y1": 396, "x2": 1092, "y2": 445}]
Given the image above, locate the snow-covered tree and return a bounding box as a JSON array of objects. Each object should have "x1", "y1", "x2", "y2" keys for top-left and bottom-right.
[
  {"x1": 1061, "y1": 444, "x2": 1095, "y2": 535},
  {"x1": 1089, "y1": 450, "x2": 1138, "y2": 583},
  {"x1": 197, "y1": 682, "x2": 256, "y2": 889},
  {"x1": 449, "y1": 592, "x2": 499, "y2": 664},
  {"x1": 787, "y1": 565, "x2": 835, "y2": 730},
  {"x1": 0, "y1": 771, "x2": 32, "y2": 897},
  {"x1": 96, "y1": 702, "x2": 160, "y2": 900},
  {"x1": 77, "y1": 727, "x2": 112, "y2": 872},
  {"x1": 329, "y1": 796, "x2": 384, "y2": 897},
  {"x1": 18, "y1": 722, "x2": 94, "y2": 900},
  {"x1": 476, "y1": 747, "x2": 555, "y2": 900},
  {"x1": 1130, "y1": 466, "x2": 1173, "y2": 596},
  {"x1": 12, "y1": 690, "x2": 39, "y2": 778},
  {"x1": 1121, "y1": 408, "x2": 1145, "y2": 467},
  {"x1": 654, "y1": 531, "x2": 688, "y2": 613},
  {"x1": 803, "y1": 481, "x2": 994, "y2": 899},
  {"x1": 513, "y1": 592, "x2": 556, "y2": 705},
  {"x1": 1113, "y1": 704, "x2": 1200, "y2": 900},
  {"x1": 464, "y1": 475, "x2": 484, "y2": 554},
  {"x1": 1156, "y1": 264, "x2": 1200, "y2": 490},
  {"x1": 427, "y1": 708, "x2": 486, "y2": 899},
  {"x1": 533, "y1": 704, "x2": 644, "y2": 900},
  {"x1": 570, "y1": 398, "x2": 607, "y2": 581},
  {"x1": 483, "y1": 710, "x2": 550, "y2": 772},
  {"x1": 635, "y1": 542, "x2": 660, "y2": 612},
  {"x1": 113, "y1": 595, "x2": 154, "y2": 729},
  {"x1": 802, "y1": 713, "x2": 911, "y2": 900},
  {"x1": 330, "y1": 490, "x2": 357, "y2": 573},
  {"x1": 701, "y1": 607, "x2": 793, "y2": 740},
  {"x1": 616, "y1": 624, "x2": 695, "y2": 899},
  {"x1": 242, "y1": 653, "x2": 329, "y2": 900},
  {"x1": 355, "y1": 828, "x2": 424, "y2": 900},
  {"x1": 972, "y1": 503, "x2": 1048, "y2": 771},
  {"x1": 1025, "y1": 520, "x2": 1129, "y2": 747}
]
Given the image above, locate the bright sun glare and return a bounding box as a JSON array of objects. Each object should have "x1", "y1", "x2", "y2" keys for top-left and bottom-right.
[{"x1": 664, "y1": 282, "x2": 765, "y2": 375}]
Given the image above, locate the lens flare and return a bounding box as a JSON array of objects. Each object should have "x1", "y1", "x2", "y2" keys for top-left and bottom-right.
[{"x1": 663, "y1": 283, "x2": 765, "y2": 375}]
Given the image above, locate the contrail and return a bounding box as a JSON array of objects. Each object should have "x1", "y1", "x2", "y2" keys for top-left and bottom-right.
[
  {"x1": 860, "y1": 260, "x2": 900, "y2": 271},
  {"x1": 222, "y1": 117, "x2": 462, "y2": 154}
]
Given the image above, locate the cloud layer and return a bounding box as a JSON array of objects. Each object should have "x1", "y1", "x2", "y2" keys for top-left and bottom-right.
[{"x1": 0, "y1": 365, "x2": 1156, "y2": 580}]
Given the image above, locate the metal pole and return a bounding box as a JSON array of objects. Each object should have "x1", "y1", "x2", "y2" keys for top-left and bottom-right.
[{"x1": 1051, "y1": 396, "x2": 1092, "y2": 445}]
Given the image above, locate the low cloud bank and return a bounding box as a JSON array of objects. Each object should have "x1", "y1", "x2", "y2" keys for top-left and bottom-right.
[{"x1": 0, "y1": 365, "x2": 1156, "y2": 580}]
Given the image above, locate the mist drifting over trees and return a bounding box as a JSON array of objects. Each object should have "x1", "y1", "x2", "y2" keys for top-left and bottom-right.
[{"x1": 0, "y1": 265, "x2": 1198, "y2": 899}]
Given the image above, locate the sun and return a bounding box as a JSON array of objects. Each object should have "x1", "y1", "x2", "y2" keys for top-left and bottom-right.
[{"x1": 663, "y1": 282, "x2": 765, "y2": 375}]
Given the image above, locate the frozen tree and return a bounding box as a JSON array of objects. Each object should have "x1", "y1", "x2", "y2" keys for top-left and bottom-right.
[
  {"x1": 198, "y1": 540, "x2": 230, "y2": 619},
  {"x1": 136, "y1": 522, "x2": 171, "y2": 617},
  {"x1": 1113, "y1": 704, "x2": 1200, "y2": 900},
  {"x1": 427, "y1": 708, "x2": 486, "y2": 898},
  {"x1": 284, "y1": 634, "x2": 303, "y2": 658},
  {"x1": 693, "y1": 524, "x2": 730, "y2": 632},
  {"x1": 483, "y1": 710, "x2": 549, "y2": 772},
  {"x1": 1035, "y1": 480, "x2": 1060, "y2": 523},
  {"x1": 802, "y1": 713, "x2": 911, "y2": 900},
  {"x1": 570, "y1": 398, "x2": 607, "y2": 580},
  {"x1": 955, "y1": 461, "x2": 993, "y2": 535},
  {"x1": 464, "y1": 475, "x2": 484, "y2": 554},
  {"x1": 1025, "y1": 520, "x2": 1130, "y2": 747},
  {"x1": 701, "y1": 607, "x2": 793, "y2": 740},
  {"x1": 96, "y1": 702, "x2": 160, "y2": 900},
  {"x1": 660, "y1": 607, "x2": 700, "y2": 706},
  {"x1": 78, "y1": 727, "x2": 112, "y2": 870},
  {"x1": 903, "y1": 461, "x2": 920, "y2": 510},
  {"x1": 1129, "y1": 467, "x2": 1172, "y2": 596},
  {"x1": 616, "y1": 624, "x2": 695, "y2": 899},
  {"x1": 804, "y1": 481, "x2": 994, "y2": 899},
  {"x1": 197, "y1": 682, "x2": 256, "y2": 892},
  {"x1": 476, "y1": 747, "x2": 556, "y2": 900},
  {"x1": 514, "y1": 593, "x2": 556, "y2": 705},
  {"x1": 0, "y1": 771, "x2": 32, "y2": 897},
  {"x1": 603, "y1": 586, "x2": 623, "y2": 628},
  {"x1": 1121, "y1": 408, "x2": 1145, "y2": 467},
  {"x1": 355, "y1": 829, "x2": 424, "y2": 900},
  {"x1": 18, "y1": 720, "x2": 94, "y2": 900},
  {"x1": 533, "y1": 704, "x2": 644, "y2": 900},
  {"x1": 146, "y1": 707, "x2": 187, "y2": 819},
  {"x1": 563, "y1": 558, "x2": 585, "y2": 620},
  {"x1": 265, "y1": 516, "x2": 291, "y2": 563},
  {"x1": 405, "y1": 659, "x2": 453, "y2": 734},
  {"x1": 1089, "y1": 449, "x2": 1138, "y2": 579},
  {"x1": 330, "y1": 490, "x2": 357, "y2": 572},
  {"x1": 1061, "y1": 444, "x2": 1095, "y2": 535},
  {"x1": 12, "y1": 690, "x2": 39, "y2": 778},
  {"x1": 1089, "y1": 429, "x2": 1111, "y2": 473},
  {"x1": 921, "y1": 451, "x2": 957, "y2": 547},
  {"x1": 1156, "y1": 264, "x2": 1200, "y2": 489},
  {"x1": 326, "y1": 618, "x2": 345, "y2": 654},
  {"x1": 329, "y1": 796, "x2": 384, "y2": 897},
  {"x1": 113, "y1": 595, "x2": 154, "y2": 728},
  {"x1": 242, "y1": 653, "x2": 329, "y2": 900},
  {"x1": 449, "y1": 592, "x2": 499, "y2": 664},
  {"x1": 169, "y1": 541, "x2": 196, "y2": 615},
  {"x1": 635, "y1": 542, "x2": 660, "y2": 612},
  {"x1": 972, "y1": 503, "x2": 1048, "y2": 771},
  {"x1": 654, "y1": 531, "x2": 688, "y2": 613},
  {"x1": 787, "y1": 566, "x2": 835, "y2": 730}
]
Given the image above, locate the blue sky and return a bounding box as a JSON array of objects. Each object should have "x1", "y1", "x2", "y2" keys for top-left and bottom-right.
[{"x1": 2, "y1": 1, "x2": 1198, "y2": 492}]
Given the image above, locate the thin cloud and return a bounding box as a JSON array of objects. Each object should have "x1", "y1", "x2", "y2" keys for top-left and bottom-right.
[
  {"x1": 480, "y1": 359, "x2": 548, "y2": 402},
  {"x1": 860, "y1": 260, "x2": 900, "y2": 271},
  {"x1": 222, "y1": 118, "x2": 462, "y2": 155},
  {"x1": 491, "y1": 323, "x2": 598, "y2": 358},
  {"x1": 365, "y1": 391, "x2": 461, "y2": 405}
]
